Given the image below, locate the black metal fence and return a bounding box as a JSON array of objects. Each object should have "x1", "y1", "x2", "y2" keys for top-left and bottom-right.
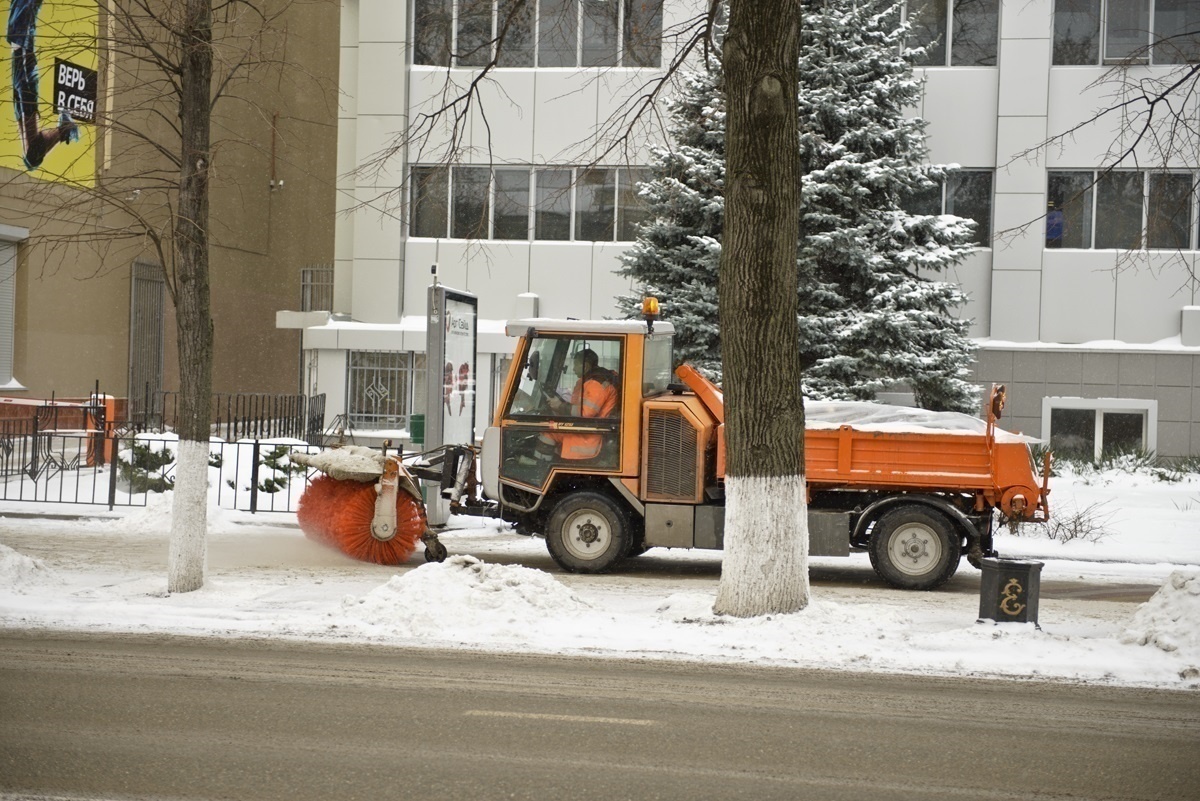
[
  {"x1": 0, "y1": 428, "x2": 320, "y2": 512},
  {"x1": 0, "y1": 391, "x2": 328, "y2": 511},
  {"x1": 147, "y1": 392, "x2": 326, "y2": 444}
]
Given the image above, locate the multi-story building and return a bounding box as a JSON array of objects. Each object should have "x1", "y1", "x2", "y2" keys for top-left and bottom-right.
[
  {"x1": 285, "y1": 0, "x2": 1200, "y2": 459},
  {"x1": 1, "y1": 1, "x2": 339, "y2": 415}
]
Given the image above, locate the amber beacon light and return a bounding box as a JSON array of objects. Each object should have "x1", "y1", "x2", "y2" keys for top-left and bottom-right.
[{"x1": 642, "y1": 296, "x2": 660, "y2": 332}]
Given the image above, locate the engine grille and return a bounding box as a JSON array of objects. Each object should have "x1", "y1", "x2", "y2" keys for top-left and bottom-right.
[{"x1": 646, "y1": 407, "x2": 699, "y2": 501}]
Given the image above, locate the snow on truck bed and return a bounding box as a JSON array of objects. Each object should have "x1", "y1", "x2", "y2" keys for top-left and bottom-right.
[{"x1": 805, "y1": 401, "x2": 1038, "y2": 444}]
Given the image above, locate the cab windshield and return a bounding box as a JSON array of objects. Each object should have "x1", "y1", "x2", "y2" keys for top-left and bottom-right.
[{"x1": 506, "y1": 335, "x2": 621, "y2": 418}]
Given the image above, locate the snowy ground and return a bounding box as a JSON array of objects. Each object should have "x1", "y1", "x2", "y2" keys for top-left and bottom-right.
[{"x1": 1, "y1": 468, "x2": 1198, "y2": 690}]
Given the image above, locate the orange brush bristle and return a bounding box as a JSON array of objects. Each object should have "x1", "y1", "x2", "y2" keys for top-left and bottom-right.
[{"x1": 297, "y1": 475, "x2": 427, "y2": 565}]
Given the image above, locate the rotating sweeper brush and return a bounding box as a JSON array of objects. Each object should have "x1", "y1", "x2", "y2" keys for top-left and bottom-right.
[{"x1": 293, "y1": 446, "x2": 448, "y2": 565}]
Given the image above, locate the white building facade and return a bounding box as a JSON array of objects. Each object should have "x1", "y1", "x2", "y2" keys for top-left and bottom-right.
[{"x1": 279, "y1": 0, "x2": 1200, "y2": 459}]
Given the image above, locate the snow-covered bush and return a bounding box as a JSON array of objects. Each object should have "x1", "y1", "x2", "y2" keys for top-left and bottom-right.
[{"x1": 116, "y1": 435, "x2": 177, "y2": 493}]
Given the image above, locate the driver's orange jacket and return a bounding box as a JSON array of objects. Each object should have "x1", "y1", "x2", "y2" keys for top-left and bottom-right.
[{"x1": 552, "y1": 375, "x2": 618, "y2": 459}]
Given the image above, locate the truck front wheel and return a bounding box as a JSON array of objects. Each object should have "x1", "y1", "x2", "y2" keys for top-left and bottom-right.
[
  {"x1": 545, "y1": 492, "x2": 631, "y2": 573},
  {"x1": 868, "y1": 506, "x2": 961, "y2": 590}
]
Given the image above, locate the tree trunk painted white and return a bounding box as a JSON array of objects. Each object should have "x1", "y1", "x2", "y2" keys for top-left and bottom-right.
[
  {"x1": 714, "y1": 475, "x2": 809, "y2": 616},
  {"x1": 713, "y1": 0, "x2": 808, "y2": 617},
  {"x1": 167, "y1": 439, "x2": 209, "y2": 593},
  {"x1": 166, "y1": 0, "x2": 215, "y2": 594}
]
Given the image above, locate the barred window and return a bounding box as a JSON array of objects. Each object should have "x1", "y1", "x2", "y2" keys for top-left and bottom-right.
[{"x1": 346, "y1": 351, "x2": 426, "y2": 430}]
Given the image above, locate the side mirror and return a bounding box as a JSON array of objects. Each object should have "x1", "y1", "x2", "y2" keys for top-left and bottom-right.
[{"x1": 525, "y1": 351, "x2": 540, "y2": 382}]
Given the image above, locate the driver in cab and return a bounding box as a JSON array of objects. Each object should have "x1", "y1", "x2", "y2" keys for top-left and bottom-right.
[{"x1": 538, "y1": 348, "x2": 618, "y2": 460}]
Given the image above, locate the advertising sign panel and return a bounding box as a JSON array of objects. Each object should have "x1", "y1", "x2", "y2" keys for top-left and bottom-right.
[
  {"x1": 2, "y1": 0, "x2": 97, "y2": 184},
  {"x1": 425, "y1": 284, "x2": 478, "y2": 450}
]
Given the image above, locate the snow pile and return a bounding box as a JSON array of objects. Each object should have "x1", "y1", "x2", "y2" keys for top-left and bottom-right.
[
  {"x1": 0, "y1": 543, "x2": 54, "y2": 591},
  {"x1": 92, "y1": 490, "x2": 175, "y2": 534},
  {"x1": 336, "y1": 555, "x2": 591, "y2": 641},
  {"x1": 1122, "y1": 571, "x2": 1200, "y2": 675},
  {"x1": 805, "y1": 401, "x2": 1037, "y2": 443}
]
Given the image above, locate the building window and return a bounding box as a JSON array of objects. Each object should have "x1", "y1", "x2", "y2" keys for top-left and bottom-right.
[
  {"x1": 1053, "y1": 0, "x2": 1200, "y2": 65},
  {"x1": 945, "y1": 170, "x2": 993, "y2": 246},
  {"x1": 414, "y1": 0, "x2": 663, "y2": 68},
  {"x1": 411, "y1": 166, "x2": 450, "y2": 238},
  {"x1": 300, "y1": 264, "x2": 334, "y2": 312},
  {"x1": 1047, "y1": 170, "x2": 1198, "y2": 250},
  {"x1": 575, "y1": 168, "x2": 616, "y2": 241},
  {"x1": 346, "y1": 351, "x2": 425, "y2": 430},
  {"x1": 1148, "y1": 173, "x2": 1193, "y2": 250},
  {"x1": 0, "y1": 240, "x2": 17, "y2": 386},
  {"x1": 410, "y1": 165, "x2": 648, "y2": 242},
  {"x1": 497, "y1": 0, "x2": 536, "y2": 66},
  {"x1": 414, "y1": 0, "x2": 453, "y2": 66},
  {"x1": 902, "y1": 169, "x2": 994, "y2": 246},
  {"x1": 535, "y1": 168, "x2": 573, "y2": 240},
  {"x1": 452, "y1": 166, "x2": 492, "y2": 239},
  {"x1": 617, "y1": 167, "x2": 651, "y2": 241},
  {"x1": 1094, "y1": 171, "x2": 1143, "y2": 249},
  {"x1": 493, "y1": 168, "x2": 531, "y2": 239},
  {"x1": 907, "y1": 0, "x2": 999, "y2": 67},
  {"x1": 1043, "y1": 396, "x2": 1158, "y2": 460},
  {"x1": 0, "y1": 225, "x2": 29, "y2": 389}
]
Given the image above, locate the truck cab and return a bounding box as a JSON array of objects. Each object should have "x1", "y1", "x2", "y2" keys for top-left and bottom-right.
[{"x1": 482, "y1": 318, "x2": 674, "y2": 515}]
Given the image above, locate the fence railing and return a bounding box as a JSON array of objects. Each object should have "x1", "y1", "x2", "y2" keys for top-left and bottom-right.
[
  {"x1": 0, "y1": 429, "x2": 323, "y2": 512},
  {"x1": 155, "y1": 392, "x2": 326, "y2": 444}
]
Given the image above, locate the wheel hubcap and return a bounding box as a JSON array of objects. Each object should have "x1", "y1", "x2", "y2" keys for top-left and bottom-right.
[
  {"x1": 562, "y1": 509, "x2": 611, "y2": 560},
  {"x1": 888, "y1": 522, "x2": 942, "y2": 576}
]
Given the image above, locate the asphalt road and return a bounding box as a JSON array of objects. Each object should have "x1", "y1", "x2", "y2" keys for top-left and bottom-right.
[{"x1": 2, "y1": 632, "x2": 1197, "y2": 801}]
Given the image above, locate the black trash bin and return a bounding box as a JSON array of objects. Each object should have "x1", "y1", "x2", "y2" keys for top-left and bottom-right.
[{"x1": 978, "y1": 558, "x2": 1043, "y2": 626}]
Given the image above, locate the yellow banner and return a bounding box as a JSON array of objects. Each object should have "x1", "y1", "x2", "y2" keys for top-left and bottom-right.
[{"x1": 2, "y1": 0, "x2": 97, "y2": 185}]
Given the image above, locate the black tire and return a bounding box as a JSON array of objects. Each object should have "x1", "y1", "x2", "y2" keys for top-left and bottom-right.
[
  {"x1": 545, "y1": 491, "x2": 631, "y2": 573},
  {"x1": 868, "y1": 505, "x2": 961, "y2": 590}
]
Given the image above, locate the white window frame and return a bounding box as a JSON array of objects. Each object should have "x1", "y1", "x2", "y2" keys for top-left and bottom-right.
[
  {"x1": 1053, "y1": 0, "x2": 1198, "y2": 66},
  {"x1": 432, "y1": 0, "x2": 660, "y2": 68},
  {"x1": 410, "y1": 164, "x2": 647, "y2": 242},
  {"x1": 1045, "y1": 169, "x2": 1200, "y2": 251},
  {"x1": 0, "y1": 224, "x2": 29, "y2": 390},
  {"x1": 1041, "y1": 396, "x2": 1158, "y2": 460}
]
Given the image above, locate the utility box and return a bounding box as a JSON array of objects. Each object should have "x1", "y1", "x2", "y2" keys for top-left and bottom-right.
[{"x1": 978, "y1": 558, "x2": 1043, "y2": 625}]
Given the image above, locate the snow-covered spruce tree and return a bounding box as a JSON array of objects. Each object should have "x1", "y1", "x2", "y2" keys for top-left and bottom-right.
[
  {"x1": 617, "y1": 65, "x2": 725, "y2": 380},
  {"x1": 620, "y1": 0, "x2": 979, "y2": 413}
]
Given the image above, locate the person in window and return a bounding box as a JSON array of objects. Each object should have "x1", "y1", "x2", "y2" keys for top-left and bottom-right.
[
  {"x1": 1046, "y1": 200, "x2": 1065, "y2": 248},
  {"x1": 537, "y1": 348, "x2": 619, "y2": 460}
]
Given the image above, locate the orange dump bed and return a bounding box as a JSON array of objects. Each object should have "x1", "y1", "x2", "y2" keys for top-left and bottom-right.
[{"x1": 675, "y1": 365, "x2": 1049, "y2": 520}]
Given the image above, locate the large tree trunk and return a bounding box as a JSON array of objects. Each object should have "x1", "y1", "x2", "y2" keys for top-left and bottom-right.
[
  {"x1": 168, "y1": 0, "x2": 215, "y2": 594},
  {"x1": 713, "y1": 0, "x2": 807, "y2": 617}
]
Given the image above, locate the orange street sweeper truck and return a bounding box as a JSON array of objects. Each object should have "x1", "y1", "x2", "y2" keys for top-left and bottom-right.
[{"x1": 295, "y1": 303, "x2": 1051, "y2": 590}]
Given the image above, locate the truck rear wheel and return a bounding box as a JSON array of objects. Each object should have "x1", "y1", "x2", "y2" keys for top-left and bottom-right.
[
  {"x1": 868, "y1": 506, "x2": 961, "y2": 590},
  {"x1": 545, "y1": 491, "x2": 631, "y2": 573}
]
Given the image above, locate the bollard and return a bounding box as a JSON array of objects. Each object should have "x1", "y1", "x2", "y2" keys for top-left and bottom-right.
[{"x1": 978, "y1": 557, "x2": 1043, "y2": 626}]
